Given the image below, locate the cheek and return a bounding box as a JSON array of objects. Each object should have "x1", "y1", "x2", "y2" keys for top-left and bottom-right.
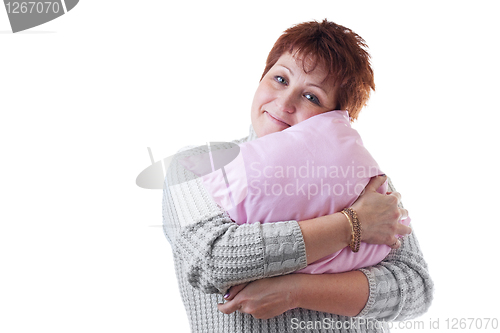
[
  {"x1": 303, "y1": 109, "x2": 319, "y2": 120},
  {"x1": 295, "y1": 109, "x2": 323, "y2": 124},
  {"x1": 253, "y1": 81, "x2": 275, "y2": 108},
  {"x1": 302, "y1": 102, "x2": 327, "y2": 118}
]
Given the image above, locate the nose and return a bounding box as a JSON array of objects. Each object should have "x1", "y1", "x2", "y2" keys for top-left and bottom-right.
[{"x1": 275, "y1": 89, "x2": 297, "y2": 114}]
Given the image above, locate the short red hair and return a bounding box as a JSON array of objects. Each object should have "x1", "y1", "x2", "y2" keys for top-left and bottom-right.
[{"x1": 261, "y1": 19, "x2": 375, "y2": 121}]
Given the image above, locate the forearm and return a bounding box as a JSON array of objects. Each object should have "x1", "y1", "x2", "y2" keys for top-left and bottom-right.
[
  {"x1": 173, "y1": 214, "x2": 307, "y2": 293},
  {"x1": 298, "y1": 212, "x2": 351, "y2": 264},
  {"x1": 300, "y1": 174, "x2": 411, "y2": 266},
  {"x1": 293, "y1": 271, "x2": 369, "y2": 317}
]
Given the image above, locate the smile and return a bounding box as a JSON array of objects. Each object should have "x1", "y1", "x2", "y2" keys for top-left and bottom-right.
[{"x1": 265, "y1": 111, "x2": 290, "y2": 127}]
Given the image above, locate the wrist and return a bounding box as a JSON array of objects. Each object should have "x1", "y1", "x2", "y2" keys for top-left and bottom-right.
[
  {"x1": 337, "y1": 211, "x2": 352, "y2": 247},
  {"x1": 290, "y1": 274, "x2": 306, "y2": 309},
  {"x1": 298, "y1": 211, "x2": 358, "y2": 264},
  {"x1": 343, "y1": 208, "x2": 361, "y2": 252}
]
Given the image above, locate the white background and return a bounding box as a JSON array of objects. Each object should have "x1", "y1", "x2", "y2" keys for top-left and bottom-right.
[{"x1": 1, "y1": 1, "x2": 499, "y2": 332}]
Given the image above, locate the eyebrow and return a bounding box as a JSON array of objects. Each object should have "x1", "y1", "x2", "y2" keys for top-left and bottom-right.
[
  {"x1": 307, "y1": 82, "x2": 328, "y2": 95},
  {"x1": 278, "y1": 64, "x2": 294, "y2": 76},
  {"x1": 277, "y1": 64, "x2": 328, "y2": 95}
]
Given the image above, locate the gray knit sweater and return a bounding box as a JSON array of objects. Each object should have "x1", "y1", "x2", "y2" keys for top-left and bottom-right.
[{"x1": 162, "y1": 126, "x2": 433, "y2": 333}]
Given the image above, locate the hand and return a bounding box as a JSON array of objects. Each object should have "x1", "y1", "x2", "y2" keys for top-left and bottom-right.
[
  {"x1": 350, "y1": 175, "x2": 411, "y2": 249},
  {"x1": 217, "y1": 275, "x2": 298, "y2": 320}
]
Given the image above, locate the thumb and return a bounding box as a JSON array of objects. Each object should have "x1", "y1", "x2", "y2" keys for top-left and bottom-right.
[
  {"x1": 217, "y1": 298, "x2": 241, "y2": 315},
  {"x1": 223, "y1": 283, "x2": 249, "y2": 301},
  {"x1": 364, "y1": 174, "x2": 387, "y2": 192}
]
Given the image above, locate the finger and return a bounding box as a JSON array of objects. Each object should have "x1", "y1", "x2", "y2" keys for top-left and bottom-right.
[
  {"x1": 396, "y1": 223, "x2": 412, "y2": 236},
  {"x1": 399, "y1": 208, "x2": 408, "y2": 220},
  {"x1": 388, "y1": 191, "x2": 402, "y2": 203},
  {"x1": 217, "y1": 300, "x2": 241, "y2": 315},
  {"x1": 223, "y1": 283, "x2": 249, "y2": 301},
  {"x1": 389, "y1": 238, "x2": 401, "y2": 249},
  {"x1": 365, "y1": 174, "x2": 387, "y2": 192}
]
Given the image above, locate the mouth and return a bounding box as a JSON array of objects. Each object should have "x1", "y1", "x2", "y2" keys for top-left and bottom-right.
[{"x1": 264, "y1": 111, "x2": 291, "y2": 127}]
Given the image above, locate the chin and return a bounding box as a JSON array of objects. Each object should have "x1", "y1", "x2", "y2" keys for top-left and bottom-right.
[
  {"x1": 252, "y1": 115, "x2": 284, "y2": 138},
  {"x1": 260, "y1": 127, "x2": 281, "y2": 138}
]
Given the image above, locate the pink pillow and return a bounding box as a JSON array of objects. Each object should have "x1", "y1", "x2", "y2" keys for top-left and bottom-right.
[{"x1": 183, "y1": 111, "x2": 410, "y2": 273}]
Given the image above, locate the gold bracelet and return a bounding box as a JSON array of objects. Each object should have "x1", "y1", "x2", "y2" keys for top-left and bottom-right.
[
  {"x1": 342, "y1": 208, "x2": 361, "y2": 252},
  {"x1": 341, "y1": 210, "x2": 355, "y2": 248}
]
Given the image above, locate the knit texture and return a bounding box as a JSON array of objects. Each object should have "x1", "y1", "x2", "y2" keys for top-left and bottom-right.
[{"x1": 162, "y1": 126, "x2": 433, "y2": 332}]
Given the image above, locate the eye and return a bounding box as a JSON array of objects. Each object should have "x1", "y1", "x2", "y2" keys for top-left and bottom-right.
[
  {"x1": 274, "y1": 76, "x2": 288, "y2": 85},
  {"x1": 304, "y1": 93, "x2": 321, "y2": 106}
]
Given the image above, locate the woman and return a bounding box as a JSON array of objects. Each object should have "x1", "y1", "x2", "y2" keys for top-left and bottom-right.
[{"x1": 163, "y1": 19, "x2": 433, "y2": 332}]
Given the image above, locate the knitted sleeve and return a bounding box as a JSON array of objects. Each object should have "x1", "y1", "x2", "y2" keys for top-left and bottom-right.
[
  {"x1": 357, "y1": 178, "x2": 434, "y2": 321},
  {"x1": 162, "y1": 140, "x2": 308, "y2": 295}
]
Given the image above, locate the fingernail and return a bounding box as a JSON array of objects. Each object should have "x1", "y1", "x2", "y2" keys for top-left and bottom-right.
[{"x1": 223, "y1": 292, "x2": 230, "y2": 299}]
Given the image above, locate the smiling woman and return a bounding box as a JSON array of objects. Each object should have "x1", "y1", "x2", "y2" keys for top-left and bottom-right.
[
  {"x1": 251, "y1": 52, "x2": 339, "y2": 137},
  {"x1": 163, "y1": 19, "x2": 432, "y2": 333}
]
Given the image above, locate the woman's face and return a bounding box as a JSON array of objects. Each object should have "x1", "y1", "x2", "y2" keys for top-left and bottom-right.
[{"x1": 251, "y1": 52, "x2": 338, "y2": 138}]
